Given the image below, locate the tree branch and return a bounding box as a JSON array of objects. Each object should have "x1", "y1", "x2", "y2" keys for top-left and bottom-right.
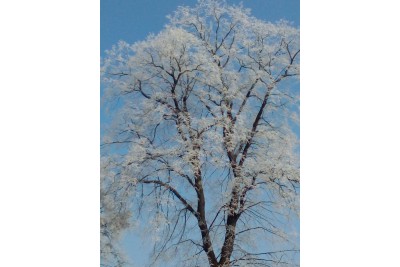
[{"x1": 141, "y1": 180, "x2": 197, "y2": 217}]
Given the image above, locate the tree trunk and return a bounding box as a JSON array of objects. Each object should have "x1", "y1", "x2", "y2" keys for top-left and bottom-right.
[{"x1": 218, "y1": 212, "x2": 238, "y2": 266}]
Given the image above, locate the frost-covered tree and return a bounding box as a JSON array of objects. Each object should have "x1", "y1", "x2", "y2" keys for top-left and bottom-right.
[{"x1": 101, "y1": 1, "x2": 299, "y2": 266}]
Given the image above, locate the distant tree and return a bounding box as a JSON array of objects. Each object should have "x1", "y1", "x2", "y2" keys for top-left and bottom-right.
[{"x1": 100, "y1": 0, "x2": 300, "y2": 266}]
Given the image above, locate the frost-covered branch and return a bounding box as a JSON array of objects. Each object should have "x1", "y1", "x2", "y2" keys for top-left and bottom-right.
[{"x1": 141, "y1": 180, "x2": 197, "y2": 217}]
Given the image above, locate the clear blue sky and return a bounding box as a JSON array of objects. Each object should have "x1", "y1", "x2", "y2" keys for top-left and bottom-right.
[{"x1": 101, "y1": 1, "x2": 299, "y2": 266}]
